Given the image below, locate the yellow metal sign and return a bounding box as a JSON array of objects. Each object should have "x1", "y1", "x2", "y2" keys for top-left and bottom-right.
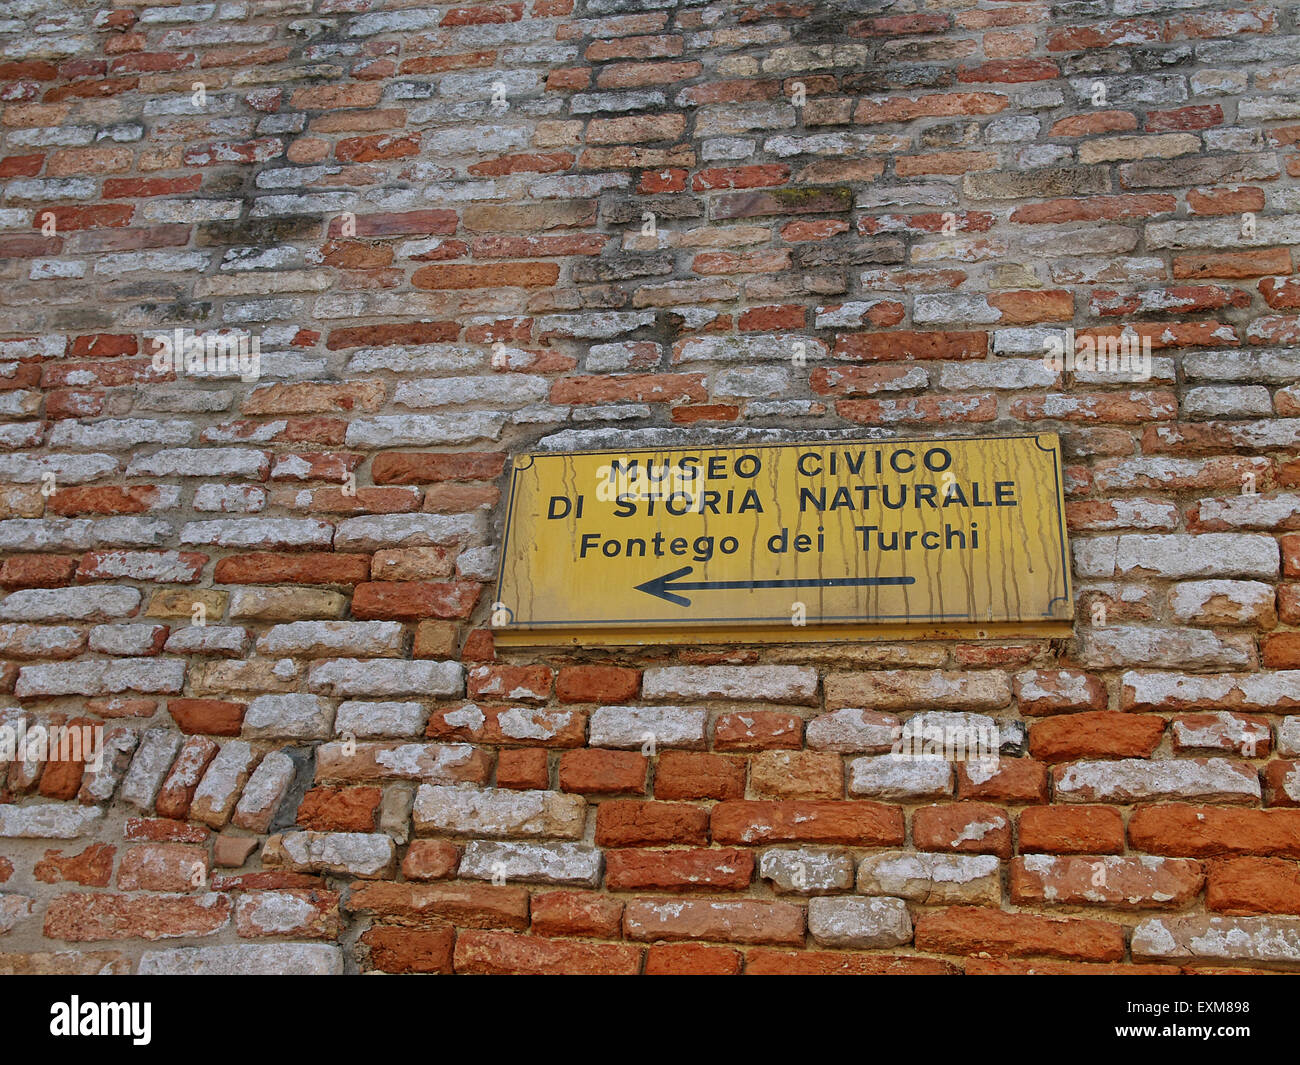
[{"x1": 492, "y1": 434, "x2": 1072, "y2": 645}]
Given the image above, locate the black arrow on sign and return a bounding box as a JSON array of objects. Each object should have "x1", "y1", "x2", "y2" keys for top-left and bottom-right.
[{"x1": 634, "y1": 566, "x2": 916, "y2": 608}]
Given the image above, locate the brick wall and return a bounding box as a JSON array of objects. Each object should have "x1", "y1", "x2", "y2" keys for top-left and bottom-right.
[{"x1": 0, "y1": 0, "x2": 1298, "y2": 976}]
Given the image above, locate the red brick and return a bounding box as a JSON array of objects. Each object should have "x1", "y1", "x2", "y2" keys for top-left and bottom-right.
[
  {"x1": 738, "y1": 304, "x2": 808, "y2": 331},
  {"x1": 646, "y1": 942, "x2": 742, "y2": 974},
  {"x1": 1283, "y1": 534, "x2": 1300, "y2": 578},
  {"x1": 412, "y1": 262, "x2": 559, "y2": 289},
  {"x1": 362, "y1": 923, "x2": 455, "y2": 973},
  {"x1": 296, "y1": 786, "x2": 382, "y2": 832},
  {"x1": 958, "y1": 58, "x2": 1059, "y2": 83},
  {"x1": 213, "y1": 553, "x2": 371, "y2": 586},
  {"x1": 711, "y1": 801, "x2": 904, "y2": 846},
  {"x1": 0, "y1": 154, "x2": 45, "y2": 178},
  {"x1": 0, "y1": 555, "x2": 78, "y2": 589},
  {"x1": 654, "y1": 751, "x2": 746, "y2": 801},
  {"x1": 714, "y1": 710, "x2": 802, "y2": 750},
  {"x1": 455, "y1": 930, "x2": 641, "y2": 975},
  {"x1": 692, "y1": 164, "x2": 790, "y2": 191},
  {"x1": 117, "y1": 843, "x2": 207, "y2": 892},
  {"x1": 832, "y1": 330, "x2": 987, "y2": 361},
  {"x1": 913, "y1": 802, "x2": 1012, "y2": 857},
  {"x1": 467, "y1": 664, "x2": 553, "y2": 703},
  {"x1": 595, "y1": 800, "x2": 710, "y2": 846},
  {"x1": 44, "y1": 893, "x2": 232, "y2": 941},
  {"x1": 746, "y1": 950, "x2": 957, "y2": 975},
  {"x1": 671, "y1": 403, "x2": 740, "y2": 424},
  {"x1": 1045, "y1": 113, "x2": 1138, "y2": 138},
  {"x1": 33, "y1": 844, "x2": 115, "y2": 887},
  {"x1": 1010, "y1": 855, "x2": 1204, "y2": 908},
  {"x1": 32, "y1": 204, "x2": 133, "y2": 230},
  {"x1": 496, "y1": 748, "x2": 550, "y2": 790},
  {"x1": 1148, "y1": 104, "x2": 1225, "y2": 131},
  {"x1": 1206, "y1": 858, "x2": 1300, "y2": 915},
  {"x1": 639, "y1": 168, "x2": 687, "y2": 193},
  {"x1": 37, "y1": 715, "x2": 96, "y2": 800},
  {"x1": 347, "y1": 882, "x2": 529, "y2": 930},
  {"x1": 1173, "y1": 248, "x2": 1292, "y2": 279},
  {"x1": 469, "y1": 151, "x2": 574, "y2": 176},
  {"x1": 48, "y1": 486, "x2": 166, "y2": 516},
  {"x1": 623, "y1": 897, "x2": 803, "y2": 946},
  {"x1": 371, "y1": 451, "x2": 506, "y2": 484},
  {"x1": 555, "y1": 665, "x2": 640, "y2": 703},
  {"x1": 530, "y1": 891, "x2": 623, "y2": 937},
  {"x1": 559, "y1": 749, "x2": 647, "y2": 794},
  {"x1": 956, "y1": 758, "x2": 1049, "y2": 803},
  {"x1": 1128, "y1": 805, "x2": 1300, "y2": 857},
  {"x1": 605, "y1": 848, "x2": 754, "y2": 892},
  {"x1": 1011, "y1": 193, "x2": 1175, "y2": 224},
  {"x1": 914, "y1": 906, "x2": 1124, "y2": 962},
  {"x1": 335, "y1": 133, "x2": 420, "y2": 162},
  {"x1": 1019, "y1": 806, "x2": 1125, "y2": 854},
  {"x1": 167, "y1": 698, "x2": 246, "y2": 737},
  {"x1": 1263, "y1": 760, "x2": 1300, "y2": 807},
  {"x1": 854, "y1": 92, "x2": 1008, "y2": 125},
  {"x1": 427, "y1": 704, "x2": 585, "y2": 747},
  {"x1": 326, "y1": 321, "x2": 459, "y2": 350},
  {"x1": 401, "y1": 840, "x2": 460, "y2": 881},
  {"x1": 352, "y1": 581, "x2": 480, "y2": 621},
  {"x1": 1011, "y1": 390, "x2": 1178, "y2": 423},
  {"x1": 1028, "y1": 712, "x2": 1165, "y2": 762},
  {"x1": 123, "y1": 818, "x2": 209, "y2": 844},
  {"x1": 1263, "y1": 633, "x2": 1300, "y2": 668},
  {"x1": 154, "y1": 736, "x2": 218, "y2": 820}
]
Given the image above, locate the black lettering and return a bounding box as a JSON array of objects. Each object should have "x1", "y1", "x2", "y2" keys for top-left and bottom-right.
[
  {"x1": 890, "y1": 449, "x2": 915, "y2": 474},
  {"x1": 923, "y1": 448, "x2": 951, "y2": 473},
  {"x1": 800, "y1": 487, "x2": 826, "y2": 512}
]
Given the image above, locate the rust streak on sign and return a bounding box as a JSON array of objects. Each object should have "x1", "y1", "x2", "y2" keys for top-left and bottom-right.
[{"x1": 493, "y1": 434, "x2": 1073, "y2": 645}]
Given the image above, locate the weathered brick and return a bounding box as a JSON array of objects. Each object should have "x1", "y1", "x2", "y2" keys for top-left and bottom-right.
[
  {"x1": 455, "y1": 930, "x2": 641, "y2": 975},
  {"x1": 1012, "y1": 855, "x2": 1204, "y2": 908},
  {"x1": 915, "y1": 906, "x2": 1125, "y2": 962}
]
